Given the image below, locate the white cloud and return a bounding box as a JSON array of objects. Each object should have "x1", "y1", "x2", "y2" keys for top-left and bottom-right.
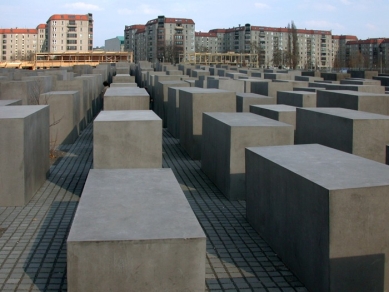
[
  {"x1": 254, "y1": 3, "x2": 270, "y2": 9},
  {"x1": 63, "y1": 2, "x2": 102, "y2": 11}
]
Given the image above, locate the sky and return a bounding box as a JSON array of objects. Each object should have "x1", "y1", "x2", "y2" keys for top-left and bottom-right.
[{"x1": 0, "y1": 0, "x2": 388, "y2": 47}]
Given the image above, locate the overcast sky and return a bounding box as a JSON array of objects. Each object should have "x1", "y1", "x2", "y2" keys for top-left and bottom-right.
[{"x1": 0, "y1": 0, "x2": 387, "y2": 47}]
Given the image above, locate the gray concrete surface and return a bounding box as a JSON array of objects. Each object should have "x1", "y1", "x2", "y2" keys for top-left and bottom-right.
[
  {"x1": 236, "y1": 93, "x2": 275, "y2": 112},
  {"x1": 93, "y1": 110, "x2": 162, "y2": 169},
  {"x1": 277, "y1": 91, "x2": 317, "y2": 107},
  {"x1": 246, "y1": 143, "x2": 389, "y2": 292},
  {"x1": 250, "y1": 104, "x2": 297, "y2": 129},
  {"x1": 103, "y1": 87, "x2": 149, "y2": 110}
]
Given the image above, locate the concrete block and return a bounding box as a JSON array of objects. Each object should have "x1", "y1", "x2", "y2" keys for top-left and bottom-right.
[
  {"x1": 207, "y1": 78, "x2": 245, "y2": 93},
  {"x1": 226, "y1": 72, "x2": 248, "y2": 79},
  {"x1": 40, "y1": 91, "x2": 80, "y2": 145},
  {"x1": 340, "y1": 78, "x2": 381, "y2": 86},
  {"x1": 321, "y1": 72, "x2": 351, "y2": 81},
  {"x1": 116, "y1": 68, "x2": 129, "y2": 74},
  {"x1": 0, "y1": 100, "x2": 22, "y2": 106},
  {"x1": 113, "y1": 74, "x2": 135, "y2": 83},
  {"x1": 0, "y1": 106, "x2": 49, "y2": 206},
  {"x1": 251, "y1": 81, "x2": 293, "y2": 98},
  {"x1": 295, "y1": 107, "x2": 389, "y2": 163},
  {"x1": 293, "y1": 87, "x2": 322, "y2": 92},
  {"x1": 103, "y1": 88, "x2": 149, "y2": 110},
  {"x1": 179, "y1": 88, "x2": 236, "y2": 160},
  {"x1": 67, "y1": 168, "x2": 206, "y2": 292},
  {"x1": 236, "y1": 93, "x2": 275, "y2": 112},
  {"x1": 373, "y1": 76, "x2": 389, "y2": 86},
  {"x1": 166, "y1": 70, "x2": 183, "y2": 75},
  {"x1": 167, "y1": 86, "x2": 190, "y2": 138},
  {"x1": 184, "y1": 79, "x2": 196, "y2": 87},
  {"x1": 202, "y1": 112, "x2": 293, "y2": 200},
  {"x1": 323, "y1": 83, "x2": 385, "y2": 94},
  {"x1": 93, "y1": 110, "x2": 162, "y2": 169},
  {"x1": 54, "y1": 79, "x2": 89, "y2": 130},
  {"x1": 191, "y1": 70, "x2": 210, "y2": 78},
  {"x1": 277, "y1": 91, "x2": 317, "y2": 107},
  {"x1": 109, "y1": 83, "x2": 138, "y2": 88},
  {"x1": 264, "y1": 73, "x2": 291, "y2": 80},
  {"x1": 250, "y1": 104, "x2": 297, "y2": 129},
  {"x1": 246, "y1": 143, "x2": 389, "y2": 292},
  {"x1": 316, "y1": 90, "x2": 389, "y2": 115},
  {"x1": 350, "y1": 70, "x2": 379, "y2": 79},
  {"x1": 0, "y1": 80, "x2": 37, "y2": 105},
  {"x1": 273, "y1": 79, "x2": 309, "y2": 88},
  {"x1": 155, "y1": 80, "x2": 189, "y2": 128},
  {"x1": 295, "y1": 75, "x2": 324, "y2": 82}
]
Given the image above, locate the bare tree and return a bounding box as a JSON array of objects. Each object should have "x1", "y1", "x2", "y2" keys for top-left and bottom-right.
[
  {"x1": 162, "y1": 41, "x2": 180, "y2": 64},
  {"x1": 285, "y1": 21, "x2": 299, "y2": 69},
  {"x1": 195, "y1": 43, "x2": 209, "y2": 53}
]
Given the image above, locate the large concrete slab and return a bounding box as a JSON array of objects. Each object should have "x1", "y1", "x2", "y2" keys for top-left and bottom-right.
[
  {"x1": 250, "y1": 104, "x2": 297, "y2": 129},
  {"x1": 323, "y1": 83, "x2": 385, "y2": 94},
  {"x1": 167, "y1": 85, "x2": 190, "y2": 138},
  {"x1": 40, "y1": 91, "x2": 80, "y2": 145},
  {"x1": 251, "y1": 81, "x2": 293, "y2": 98},
  {"x1": 103, "y1": 87, "x2": 149, "y2": 110},
  {"x1": 109, "y1": 83, "x2": 138, "y2": 88},
  {"x1": 154, "y1": 80, "x2": 189, "y2": 127},
  {"x1": 277, "y1": 90, "x2": 317, "y2": 107},
  {"x1": 246, "y1": 143, "x2": 389, "y2": 292},
  {"x1": 67, "y1": 168, "x2": 206, "y2": 292},
  {"x1": 340, "y1": 78, "x2": 381, "y2": 86},
  {"x1": 93, "y1": 110, "x2": 162, "y2": 169},
  {"x1": 179, "y1": 88, "x2": 236, "y2": 160},
  {"x1": 201, "y1": 112, "x2": 293, "y2": 200},
  {"x1": 0, "y1": 100, "x2": 22, "y2": 106},
  {"x1": 112, "y1": 74, "x2": 135, "y2": 83},
  {"x1": 207, "y1": 78, "x2": 245, "y2": 93},
  {"x1": 316, "y1": 90, "x2": 389, "y2": 115},
  {"x1": 0, "y1": 106, "x2": 49, "y2": 206},
  {"x1": 295, "y1": 107, "x2": 389, "y2": 163},
  {"x1": 236, "y1": 93, "x2": 275, "y2": 112},
  {"x1": 0, "y1": 80, "x2": 36, "y2": 105}
]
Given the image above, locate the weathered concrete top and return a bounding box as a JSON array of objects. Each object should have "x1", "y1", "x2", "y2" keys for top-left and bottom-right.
[
  {"x1": 247, "y1": 144, "x2": 389, "y2": 190},
  {"x1": 203, "y1": 112, "x2": 293, "y2": 127},
  {"x1": 104, "y1": 87, "x2": 148, "y2": 97},
  {"x1": 158, "y1": 80, "x2": 188, "y2": 85},
  {"x1": 109, "y1": 83, "x2": 138, "y2": 87},
  {"x1": 0, "y1": 105, "x2": 48, "y2": 119},
  {"x1": 95, "y1": 110, "x2": 160, "y2": 122},
  {"x1": 0, "y1": 100, "x2": 21, "y2": 106},
  {"x1": 236, "y1": 93, "x2": 272, "y2": 98},
  {"x1": 41, "y1": 91, "x2": 78, "y2": 95},
  {"x1": 179, "y1": 87, "x2": 233, "y2": 94},
  {"x1": 320, "y1": 89, "x2": 388, "y2": 97},
  {"x1": 298, "y1": 107, "x2": 389, "y2": 120},
  {"x1": 283, "y1": 90, "x2": 317, "y2": 96},
  {"x1": 252, "y1": 104, "x2": 297, "y2": 112},
  {"x1": 67, "y1": 168, "x2": 205, "y2": 242}
]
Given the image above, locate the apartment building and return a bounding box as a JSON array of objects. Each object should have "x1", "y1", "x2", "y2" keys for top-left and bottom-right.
[
  {"x1": 124, "y1": 25, "x2": 145, "y2": 52},
  {"x1": 0, "y1": 28, "x2": 39, "y2": 61},
  {"x1": 206, "y1": 24, "x2": 333, "y2": 69},
  {"x1": 46, "y1": 13, "x2": 93, "y2": 52},
  {"x1": 346, "y1": 38, "x2": 386, "y2": 69},
  {"x1": 105, "y1": 36, "x2": 125, "y2": 51},
  {"x1": 127, "y1": 15, "x2": 195, "y2": 62},
  {"x1": 332, "y1": 35, "x2": 358, "y2": 69},
  {"x1": 194, "y1": 32, "x2": 218, "y2": 53}
]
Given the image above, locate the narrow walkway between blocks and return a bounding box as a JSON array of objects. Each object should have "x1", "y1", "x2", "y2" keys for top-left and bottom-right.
[{"x1": 0, "y1": 123, "x2": 307, "y2": 291}]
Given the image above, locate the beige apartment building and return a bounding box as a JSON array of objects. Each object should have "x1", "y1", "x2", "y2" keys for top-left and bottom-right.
[
  {"x1": 125, "y1": 15, "x2": 195, "y2": 63},
  {"x1": 46, "y1": 13, "x2": 93, "y2": 52},
  {"x1": 203, "y1": 24, "x2": 334, "y2": 69},
  {"x1": 0, "y1": 28, "x2": 40, "y2": 61},
  {"x1": 0, "y1": 13, "x2": 93, "y2": 62}
]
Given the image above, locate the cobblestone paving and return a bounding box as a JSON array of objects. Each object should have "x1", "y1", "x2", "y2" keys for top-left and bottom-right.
[{"x1": 0, "y1": 124, "x2": 307, "y2": 291}]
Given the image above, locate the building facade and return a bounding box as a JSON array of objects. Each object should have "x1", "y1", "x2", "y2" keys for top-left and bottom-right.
[
  {"x1": 105, "y1": 36, "x2": 125, "y2": 51},
  {"x1": 346, "y1": 38, "x2": 386, "y2": 70},
  {"x1": 127, "y1": 16, "x2": 195, "y2": 63},
  {"x1": 332, "y1": 35, "x2": 358, "y2": 69},
  {"x1": 0, "y1": 28, "x2": 39, "y2": 61},
  {"x1": 194, "y1": 32, "x2": 218, "y2": 53},
  {"x1": 46, "y1": 13, "x2": 93, "y2": 52}
]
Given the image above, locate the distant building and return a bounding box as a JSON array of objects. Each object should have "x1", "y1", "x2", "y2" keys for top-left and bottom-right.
[
  {"x1": 105, "y1": 36, "x2": 125, "y2": 51},
  {"x1": 0, "y1": 28, "x2": 39, "y2": 61},
  {"x1": 346, "y1": 38, "x2": 387, "y2": 69},
  {"x1": 332, "y1": 35, "x2": 358, "y2": 69},
  {"x1": 46, "y1": 13, "x2": 93, "y2": 52},
  {"x1": 194, "y1": 32, "x2": 218, "y2": 53},
  {"x1": 126, "y1": 15, "x2": 195, "y2": 63}
]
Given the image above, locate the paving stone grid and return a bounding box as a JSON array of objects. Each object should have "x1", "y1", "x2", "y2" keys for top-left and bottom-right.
[{"x1": 0, "y1": 123, "x2": 307, "y2": 292}]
